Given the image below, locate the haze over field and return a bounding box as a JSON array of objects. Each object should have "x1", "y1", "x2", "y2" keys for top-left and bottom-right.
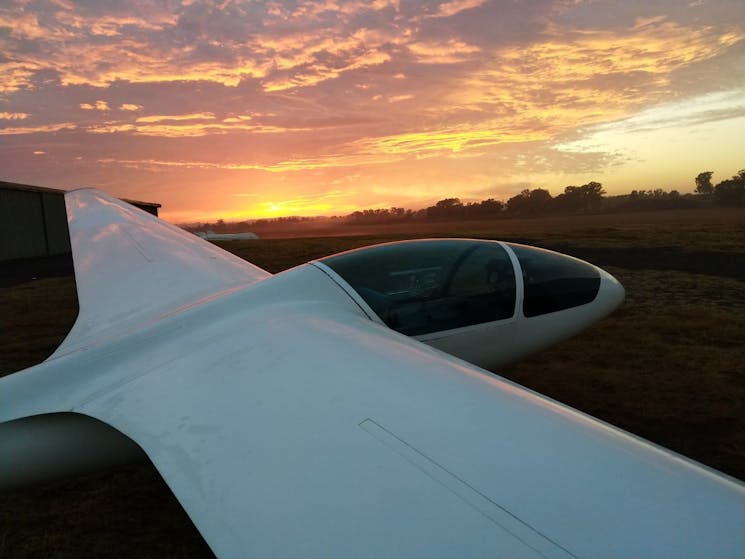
[{"x1": 1, "y1": 0, "x2": 743, "y2": 222}]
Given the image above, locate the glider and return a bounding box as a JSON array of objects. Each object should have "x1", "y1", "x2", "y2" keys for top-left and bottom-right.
[{"x1": 1, "y1": 189, "x2": 743, "y2": 558}]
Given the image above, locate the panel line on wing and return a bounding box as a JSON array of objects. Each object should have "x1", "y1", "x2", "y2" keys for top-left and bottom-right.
[
  {"x1": 123, "y1": 226, "x2": 154, "y2": 263},
  {"x1": 359, "y1": 418, "x2": 576, "y2": 559}
]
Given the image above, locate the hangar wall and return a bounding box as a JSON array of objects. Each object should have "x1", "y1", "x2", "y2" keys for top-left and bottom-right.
[
  {"x1": 0, "y1": 182, "x2": 160, "y2": 262},
  {"x1": 0, "y1": 183, "x2": 71, "y2": 261}
]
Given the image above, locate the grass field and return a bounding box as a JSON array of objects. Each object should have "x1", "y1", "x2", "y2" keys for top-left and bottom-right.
[{"x1": 1, "y1": 207, "x2": 743, "y2": 558}]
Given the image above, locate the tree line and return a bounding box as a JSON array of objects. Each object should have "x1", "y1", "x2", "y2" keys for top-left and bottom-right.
[
  {"x1": 344, "y1": 171, "x2": 744, "y2": 224},
  {"x1": 695, "y1": 170, "x2": 745, "y2": 206},
  {"x1": 186, "y1": 170, "x2": 744, "y2": 231}
]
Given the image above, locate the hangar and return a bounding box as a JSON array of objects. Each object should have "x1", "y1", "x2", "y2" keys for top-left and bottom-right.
[{"x1": 0, "y1": 181, "x2": 160, "y2": 262}]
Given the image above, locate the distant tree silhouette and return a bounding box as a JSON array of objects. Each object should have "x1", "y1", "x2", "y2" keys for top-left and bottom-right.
[
  {"x1": 346, "y1": 206, "x2": 422, "y2": 224},
  {"x1": 713, "y1": 170, "x2": 745, "y2": 207},
  {"x1": 553, "y1": 181, "x2": 606, "y2": 213},
  {"x1": 506, "y1": 188, "x2": 553, "y2": 216},
  {"x1": 474, "y1": 198, "x2": 504, "y2": 216},
  {"x1": 695, "y1": 171, "x2": 714, "y2": 194},
  {"x1": 579, "y1": 181, "x2": 605, "y2": 209},
  {"x1": 615, "y1": 189, "x2": 694, "y2": 211},
  {"x1": 427, "y1": 198, "x2": 464, "y2": 219}
]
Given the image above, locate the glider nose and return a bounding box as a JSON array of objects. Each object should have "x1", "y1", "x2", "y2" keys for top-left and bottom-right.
[{"x1": 596, "y1": 267, "x2": 625, "y2": 315}]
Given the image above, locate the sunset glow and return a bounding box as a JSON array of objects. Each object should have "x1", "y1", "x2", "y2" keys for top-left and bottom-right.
[{"x1": 1, "y1": 0, "x2": 743, "y2": 222}]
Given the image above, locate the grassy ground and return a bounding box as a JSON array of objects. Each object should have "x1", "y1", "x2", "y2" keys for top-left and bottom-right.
[{"x1": 1, "y1": 207, "x2": 743, "y2": 558}]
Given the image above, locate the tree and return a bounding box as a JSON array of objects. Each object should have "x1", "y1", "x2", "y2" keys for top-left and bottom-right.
[
  {"x1": 713, "y1": 170, "x2": 745, "y2": 207},
  {"x1": 553, "y1": 181, "x2": 605, "y2": 213},
  {"x1": 435, "y1": 198, "x2": 462, "y2": 210},
  {"x1": 695, "y1": 171, "x2": 714, "y2": 194},
  {"x1": 506, "y1": 188, "x2": 553, "y2": 216},
  {"x1": 427, "y1": 198, "x2": 463, "y2": 219},
  {"x1": 478, "y1": 198, "x2": 504, "y2": 215}
]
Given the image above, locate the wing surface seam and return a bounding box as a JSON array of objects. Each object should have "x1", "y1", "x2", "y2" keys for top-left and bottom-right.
[{"x1": 359, "y1": 418, "x2": 576, "y2": 559}]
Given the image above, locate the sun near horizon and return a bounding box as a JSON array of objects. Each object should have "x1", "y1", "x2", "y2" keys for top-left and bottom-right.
[{"x1": 1, "y1": 1, "x2": 743, "y2": 223}]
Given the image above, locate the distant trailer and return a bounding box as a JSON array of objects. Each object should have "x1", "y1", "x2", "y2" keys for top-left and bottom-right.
[
  {"x1": 0, "y1": 181, "x2": 161, "y2": 262},
  {"x1": 195, "y1": 231, "x2": 259, "y2": 241}
]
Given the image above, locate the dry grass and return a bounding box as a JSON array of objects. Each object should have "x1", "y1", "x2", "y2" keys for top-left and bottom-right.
[{"x1": 0, "y1": 276, "x2": 78, "y2": 375}]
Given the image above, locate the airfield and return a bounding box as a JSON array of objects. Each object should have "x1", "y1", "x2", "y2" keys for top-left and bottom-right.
[{"x1": 1, "y1": 206, "x2": 743, "y2": 558}]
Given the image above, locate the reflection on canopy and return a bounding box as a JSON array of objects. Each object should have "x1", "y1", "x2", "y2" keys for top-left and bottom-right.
[
  {"x1": 322, "y1": 240, "x2": 516, "y2": 336},
  {"x1": 507, "y1": 243, "x2": 600, "y2": 317}
]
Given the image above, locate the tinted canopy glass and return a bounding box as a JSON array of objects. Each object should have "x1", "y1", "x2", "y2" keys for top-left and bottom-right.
[
  {"x1": 321, "y1": 240, "x2": 516, "y2": 336},
  {"x1": 507, "y1": 243, "x2": 600, "y2": 317}
]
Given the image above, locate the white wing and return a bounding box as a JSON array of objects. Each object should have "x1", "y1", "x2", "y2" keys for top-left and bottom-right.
[
  {"x1": 2, "y1": 189, "x2": 744, "y2": 558},
  {"x1": 52, "y1": 189, "x2": 269, "y2": 357},
  {"x1": 77, "y1": 302, "x2": 745, "y2": 558}
]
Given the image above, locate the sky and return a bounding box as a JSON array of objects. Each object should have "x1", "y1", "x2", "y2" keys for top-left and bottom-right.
[{"x1": 1, "y1": 0, "x2": 744, "y2": 222}]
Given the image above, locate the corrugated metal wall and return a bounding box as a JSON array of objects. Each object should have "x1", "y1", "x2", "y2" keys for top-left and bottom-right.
[{"x1": 0, "y1": 188, "x2": 71, "y2": 261}]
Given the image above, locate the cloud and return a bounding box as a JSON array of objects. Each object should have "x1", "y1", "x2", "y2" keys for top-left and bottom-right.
[
  {"x1": 0, "y1": 11, "x2": 47, "y2": 40},
  {"x1": 86, "y1": 114, "x2": 307, "y2": 137},
  {"x1": 0, "y1": 122, "x2": 76, "y2": 135},
  {"x1": 430, "y1": 0, "x2": 488, "y2": 18},
  {"x1": 0, "y1": 0, "x2": 400, "y2": 94},
  {"x1": 80, "y1": 100, "x2": 110, "y2": 110},
  {"x1": 448, "y1": 19, "x2": 744, "y2": 136},
  {"x1": 0, "y1": 59, "x2": 47, "y2": 93},
  {"x1": 0, "y1": 112, "x2": 29, "y2": 120},
  {"x1": 407, "y1": 39, "x2": 480, "y2": 64},
  {"x1": 555, "y1": 88, "x2": 745, "y2": 152},
  {"x1": 135, "y1": 112, "x2": 216, "y2": 123},
  {"x1": 95, "y1": 151, "x2": 397, "y2": 172},
  {"x1": 356, "y1": 127, "x2": 546, "y2": 156}
]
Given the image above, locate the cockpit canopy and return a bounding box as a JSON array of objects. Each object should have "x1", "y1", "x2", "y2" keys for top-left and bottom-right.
[
  {"x1": 507, "y1": 243, "x2": 601, "y2": 317},
  {"x1": 320, "y1": 239, "x2": 602, "y2": 338},
  {"x1": 322, "y1": 240, "x2": 516, "y2": 336}
]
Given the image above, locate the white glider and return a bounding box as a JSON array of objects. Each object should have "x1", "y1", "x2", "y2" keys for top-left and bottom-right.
[{"x1": 1, "y1": 189, "x2": 743, "y2": 558}]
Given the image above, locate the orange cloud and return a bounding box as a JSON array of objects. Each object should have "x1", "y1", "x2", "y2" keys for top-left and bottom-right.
[
  {"x1": 0, "y1": 60, "x2": 46, "y2": 93},
  {"x1": 257, "y1": 28, "x2": 401, "y2": 90},
  {"x1": 80, "y1": 100, "x2": 110, "y2": 111},
  {"x1": 0, "y1": 122, "x2": 76, "y2": 135},
  {"x1": 408, "y1": 39, "x2": 480, "y2": 64},
  {"x1": 87, "y1": 118, "x2": 307, "y2": 137},
  {"x1": 1, "y1": 5, "x2": 407, "y2": 93},
  {"x1": 450, "y1": 20, "x2": 744, "y2": 135},
  {"x1": 55, "y1": 12, "x2": 177, "y2": 34},
  {"x1": 356, "y1": 127, "x2": 546, "y2": 157},
  {"x1": 0, "y1": 12, "x2": 46, "y2": 40},
  {"x1": 53, "y1": 48, "x2": 270, "y2": 88},
  {"x1": 282, "y1": 0, "x2": 400, "y2": 22},
  {"x1": 431, "y1": 0, "x2": 487, "y2": 18},
  {"x1": 0, "y1": 112, "x2": 29, "y2": 119},
  {"x1": 264, "y1": 49, "x2": 391, "y2": 91},
  {"x1": 135, "y1": 112, "x2": 216, "y2": 123},
  {"x1": 96, "y1": 148, "x2": 400, "y2": 172},
  {"x1": 222, "y1": 115, "x2": 254, "y2": 123}
]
